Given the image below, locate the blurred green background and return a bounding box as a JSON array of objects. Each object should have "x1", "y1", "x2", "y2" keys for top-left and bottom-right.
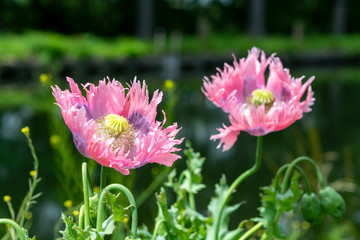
[{"x1": 1, "y1": 0, "x2": 360, "y2": 239}]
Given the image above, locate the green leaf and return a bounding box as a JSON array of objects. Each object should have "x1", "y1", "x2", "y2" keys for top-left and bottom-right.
[
  {"x1": 59, "y1": 213, "x2": 78, "y2": 240},
  {"x1": 206, "y1": 175, "x2": 242, "y2": 240},
  {"x1": 257, "y1": 174, "x2": 304, "y2": 239},
  {"x1": 102, "y1": 215, "x2": 115, "y2": 235},
  {"x1": 105, "y1": 192, "x2": 127, "y2": 223}
]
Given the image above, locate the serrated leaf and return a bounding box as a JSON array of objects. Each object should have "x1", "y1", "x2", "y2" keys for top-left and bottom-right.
[
  {"x1": 258, "y1": 174, "x2": 304, "y2": 239},
  {"x1": 180, "y1": 178, "x2": 206, "y2": 194},
  {"x1": 206, "y1": 175, "x2": 242, "y2": 240},
  {"x1": 60, "y1": 213, "x2": 78, "y2": 240},
  {"x1": 105, "y1": 192, "x2": 127, "y2": 223}
]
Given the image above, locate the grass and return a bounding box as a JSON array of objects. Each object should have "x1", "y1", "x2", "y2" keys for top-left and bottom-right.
[{"x1": 1, "y1": 31, "x2": 360, "y2": 65}]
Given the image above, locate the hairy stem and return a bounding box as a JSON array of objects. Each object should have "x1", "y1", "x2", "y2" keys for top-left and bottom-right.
[{"x1": 214, "y1": 136, "x2": 263, "y2": 240}]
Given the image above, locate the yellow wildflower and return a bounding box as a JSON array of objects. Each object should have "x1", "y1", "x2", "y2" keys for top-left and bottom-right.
[
  {"x1": 164, "y1": 79, "x2": 175, "y2": 91},
  {"x1": 3, "y1": 195, "x2": 11, "y2": 202},
  {"x1": 64, "y1": 200, "x2": 73, "y2": 209},
  {"x1": 21, "y1": 126, "x2": 30, "y2": 137}
]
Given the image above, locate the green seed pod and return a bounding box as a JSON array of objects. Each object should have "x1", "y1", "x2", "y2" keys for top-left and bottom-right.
[
  {"x1": 319, "y1": 186, "x2": 346, "y2": 219},
  {"x1": 300, "y1": 192, "x2": 322, "y2": 224}
]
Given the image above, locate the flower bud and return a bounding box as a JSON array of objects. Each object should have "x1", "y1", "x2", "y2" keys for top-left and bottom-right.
[
  {"x1": 300, "y1": 192, "x2": 322, "y2": 224},
  {"x1": 319, "y1": 187, "x2": 345, "y2": 219}
]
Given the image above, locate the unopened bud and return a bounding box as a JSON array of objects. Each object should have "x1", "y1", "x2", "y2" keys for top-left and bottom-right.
[
  {"x1": 300, "y1": 192, "x2": 322, "y2": 224},
  {"x1": 319, "y1": 187, "x2": 345, "y2": 219}
]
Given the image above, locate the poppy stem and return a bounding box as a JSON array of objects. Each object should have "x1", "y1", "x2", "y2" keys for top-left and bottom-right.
[
  {"x1": 96, "y1": 184, "x2": 138, "y2": 239},
  {"x1": 280, "y1": 156, "x2": 325, "y2": 194},
  {"x1": 100, "y1": 165, "x2": 107, "y2": 193},
  {"x1": 82, "y1": 162, "x2": 91, "y2": 229},
  {"x1": 274, "y1": 164, "x2": 311, "y2": 194},
  {"x1": 214, "y1": 136, "x2": 263, "y2": 240},
  {"x1": 0, "y1": 219, "x2": 27, "y2": 240}
]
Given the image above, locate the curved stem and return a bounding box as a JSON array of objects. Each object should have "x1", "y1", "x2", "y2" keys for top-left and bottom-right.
[
  {"x1": 152, "y1": 220, "x2": 167, "y2": 240},
  {"x1": 100, "y1": 166, "x2": 107, "y2": 193},
  {"x1": 293, "y1": 165, "x2": 311, "y2": 194},
  {"x1": 239, "y1": 222, "x2": 263, "y2": 240},
  {"x1": 82, "y1": 162, "x2": 90, "y2": 228},
  {"x1": 96, "y1": 184, "x2": 138, "y2": 239},
  {"x1": 0, "y1": 219, "x2": 27, "y2": 240},
  {"x1": 273, "y1": 164, "x2": 289, "y2": 190},
  {"x1": 280, "y1": 156, "x2": 325, "y2": 194},
  {"x1": 274, "y1": 164, "x2": 311, "y2": 194},
  {"x1": 214, "y1": 136, "x2": 263, "y2": 240}
]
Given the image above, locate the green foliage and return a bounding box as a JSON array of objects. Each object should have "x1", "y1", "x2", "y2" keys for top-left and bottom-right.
[
  {"x1": 206, "y1": 176, "x2": 243, "y2": 240},
  {"x1": 257, "y1": 174, "x2": 303, "y2": 239},
  {"x1": 60, "y1": 213, "x2": 115, "y2": 240},
  {"x1": 149, "y1": 141, "x2": 243, "y2": 240},
  {"x1": 104, "y1": 192, "x2": 128, "y2": 223}
]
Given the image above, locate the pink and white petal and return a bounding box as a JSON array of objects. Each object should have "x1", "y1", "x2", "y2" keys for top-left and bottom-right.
[{"x1": 210, "y1": 124, "x2": 240, "y2": 151}]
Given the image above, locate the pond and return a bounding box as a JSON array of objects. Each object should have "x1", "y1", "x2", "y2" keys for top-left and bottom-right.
[{"x1": 0, "y1": 56, "x2": 360, "y2": 239}]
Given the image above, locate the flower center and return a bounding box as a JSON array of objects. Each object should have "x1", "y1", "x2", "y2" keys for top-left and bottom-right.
[
  {"x1": 99, "y1": 114, "x2": 136, "y2": 154},
  {"x1": 250, "y1": 89, "x2": 275, "y2": 107},
  {"x1": 104, "y1": 114, "x2": 130, "y2": 136}
]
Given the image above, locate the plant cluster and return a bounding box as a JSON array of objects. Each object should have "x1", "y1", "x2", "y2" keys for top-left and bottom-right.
[{"x1": 0, "y1": 47, "x2": 347, "y2": 240}]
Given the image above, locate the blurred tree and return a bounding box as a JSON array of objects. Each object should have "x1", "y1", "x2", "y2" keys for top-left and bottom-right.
[
  {"x1": 248, "y1": 0, "x2": 265, "y2": 36},
  {"x1": 136, "y1": 0, "x2": 154, "y2": 39},
  {"x1": 0, "y1": 0, "x2": 359, "y2": 36},
  {"x1": 332, "y1": 0, "x2": 348, "y2": 35}
]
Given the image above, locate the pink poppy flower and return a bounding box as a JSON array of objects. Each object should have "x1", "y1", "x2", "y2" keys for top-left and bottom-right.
[
  {"x1": 203, "y1": 47, "x2": 315, "y2": 151},
  {"x1": 52, "y1": 77, "x2": 183, "y2": 175}
]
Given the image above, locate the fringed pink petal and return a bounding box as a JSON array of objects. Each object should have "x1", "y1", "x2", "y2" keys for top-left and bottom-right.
[
  {"x1": 210, "y1": 124, "x2": 240, "y2": 151},
  {"x1": 82, "y1": 78, "x2": 127, "y2": 119},
  {"x1": 52, "y1": 77, "x2": 183, "y2": 175}
]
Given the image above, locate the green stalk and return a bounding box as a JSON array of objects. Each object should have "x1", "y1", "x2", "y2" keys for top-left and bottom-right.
[
  {"x1": 0, "y1": 219, "x2": 27, "y2": 240},
  {"x1": 214, "y1": 136, "x2": 263, "y2": 240},
  {"x1": 280, "y1": 156, "x2": 325, "y2": 194},
  {"x1": 17, "y1": 132, "x2": 41, "y2": 227},
  {"x1": 179, "y1": 171, "x2": 196, "y2": 210},
  {"x1": 152, "y1": 220, "x2": 167, "y2": 240},
  {"x1": 274, "y1": 156, "x2": 325, "y2": 224},
  {"x1": 274, "y1": 164, "x2": 311, "y2": 194},
  {"x1": 96, "y1": 184, "x2": 138, "y2": 239},
  {"x1": 5, "y1": 201, "x2": 15, "y2": 221},
  {"x1": 82, "y1": 162, "x2": 91, "y2": 228},
  {"x1": 239, "y1": 222, "x2": 263, "y2": 240},
  {"x1": 78, "y1": 205, "x2": 85, "y2": 229},
  {"x1": 100, "y1": 166, "x2": 107, "y2": 193}
]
